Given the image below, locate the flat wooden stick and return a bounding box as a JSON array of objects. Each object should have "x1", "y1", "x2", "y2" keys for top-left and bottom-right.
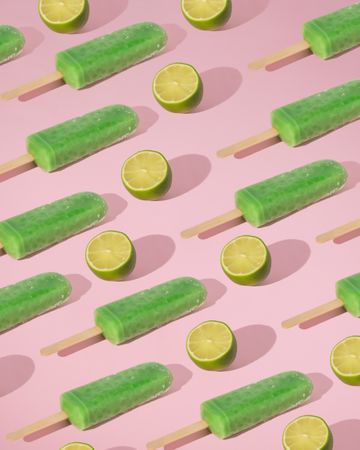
[
  {"x1": 282, "y1": 298, "x2": 344, "y2": 329},
  {"x1": 41, "y1": 325, "x2": 103, "y2": 356},
  {"x1": 249, "y1": 40, "x2": 311, "y2": 70},
  {"x1": 181, "y1": 208, "x2": 243, "y2": 239},
  {"x1": 217, "y1": 128, "x2": 280, "y2": 158},
  {"x1": 7, "y1": 411, "x2": 68, "y2": 441},
  {"x1": 316, "y1": 218, "x2": 360, "y2": 243},
  {"x1": 1, "y1": 70, "x2": 63, "y2": 101},
  {"x1": 0, "y1": 153, "x2": 35, "y2": 177},
  {"x1": 147, "y1": 420, "x2": 209, "y2": 450}
]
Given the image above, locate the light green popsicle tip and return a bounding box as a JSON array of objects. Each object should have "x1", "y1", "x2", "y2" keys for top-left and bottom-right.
[
  {"x1": 336, "y1": 272, "x2": 360, "y2": 317},
  {"x1": 0, "y1": 25, "x2": 25, "y2": 64}
]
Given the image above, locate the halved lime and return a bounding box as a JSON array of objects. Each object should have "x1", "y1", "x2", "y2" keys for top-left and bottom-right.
[
  {"x1": 152, "y1": 63, "x2": 203, "y2": 113},
  {"x1": 85, "y1": 231, "x2": 136, "y2": 281},
  {"x1": 220, "y1": 235, "x2": 271, "y2": 285},
  {"x1": 330, "y1": 336, "x2": 360, "y2": 386},
  {"x1": 181, "y1": 0, "x2": 232, "y2": 30},
  {"x1": 39, "y1": 0, "x2": 89, "y2": 33},
  {"x1": 282, "y1": 415, "x2": 333, "y2": 450},
  {"x1": 121, "y1": 150, "x2": 172, "y2": 200},
  {"x1": 186, "y1": 320, "x2": 237, "y2": 370},
  {"x1": 60, "y1": 443, "x2": 94, "y2": 450}
]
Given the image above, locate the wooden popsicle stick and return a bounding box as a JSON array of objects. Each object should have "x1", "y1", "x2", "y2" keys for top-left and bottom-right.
[
  {"x1": 7, "y1": 411, "x2": 69, "y2": 441},
  {"x1": 316, "y1": 218, "x2": 360, "y2": 243},
  {"x1": 248, "y1": 40, "x2": 311, "y2": 70},
  {"x1": 282, "y1": 298, "x2": 345, "y2": 329},
  {"x1": 0, "y1": 153, "x2": 36, "y2": 177},
  {"x1": 40, "y1": 325, "x2": 103, "y2": 356},
  {"x1": 217, "y1": 128, "x2": 280, "y2": 158},
  {"x1": 181, "y1": 208, "x2": 243, "y2": 239},
  {"x1": 1, "y1": 70, "x2": 63, "y2": 101},
  {"x1": 147, "y1": 420, "x2": 209, "y2": 450}
]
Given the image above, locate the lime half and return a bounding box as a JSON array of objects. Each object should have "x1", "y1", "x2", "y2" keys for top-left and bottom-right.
[
  {"x1": 221, "y1": 235, "x2": 271, "y2": 285},
  {"x1": 282, "y1": 415, "x2": 333, "y2": 450},
  {"x1": 153, "y1": 63, "x2": 203, "y2": 113},
  {"x1": 181, "y1": 0, "x2": 232, "y2": 30},
  {"x1": 60, "y1": 443, "x2": 94, "y2": 450},
  {"x1": 186, "y1": 320, "x2": 237, "y2": 370},
  {"x1": 85, "y1": 231, "x2": 136, "y2": 281},
  {"x1": 39, "y1": 0, "x2": 89, "y2": 33},
  {"x1": 121, "y1": 150, "x2": 172, "y2": 200},
  {"x1": 330, "y1": 336, "x2": 360, "y2": 386}
]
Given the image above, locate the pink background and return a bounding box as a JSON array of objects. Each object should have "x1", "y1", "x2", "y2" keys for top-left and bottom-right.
[{"x1": 1, "y1": 0, "x2": 360, "y2": 449}]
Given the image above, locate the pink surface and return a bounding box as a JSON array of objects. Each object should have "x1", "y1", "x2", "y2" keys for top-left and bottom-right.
[{"x1": 1, "y1": 0, "x2": 360, "y2": 449}]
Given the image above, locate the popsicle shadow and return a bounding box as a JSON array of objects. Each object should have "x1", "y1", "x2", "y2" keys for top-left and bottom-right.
[
  {"x1": 127, "y1": 234, "x2": 175, "y2": 280},
  {"x1": 165, "y1": 428, "x2": 211, "y2": 450},
  {"x1": 0, "y1": 355, "x2": 35, "y2": 397},
  {"x1": 307, "y1": 372, "x2": 333, "y2": 402},
  {"x1": 332, "y1": 419, "x2": 360, "y2": 450},
  {"x1": 65, "y1": 274, "x2": 91, "y2": 305},
  {"x1": 334, "y1": 227, "x2": 360, "y2": 244},
  {"x1": 166, "y1": 364, "x2": 193, "y2": 395},
  {"x1": 199, "y1": 215, "x2": 246, "y2": 239},
  {"x1": 162, "y1": 24, "x2": 187, "y2": 52},
  {"x1": 228, "y1": 325, "x2": 276, "y2": 370},
  {"x1": 234, "y1": 134, "x2": 281, "y2": 159},
  {"x1": 19, "y1": 79, "x2": 65, "y2": 102},
  {"x1": 340, "y1": 161, "x2": 360, "y2": 192},
  {"x1": 106, "y1": 447, "x2": 136, "y2": 450},
  {"x1": 0, "y1": 158, "x2": 37, "y2": 183},
  {"x1": 195, "y1": 67, "x2": 242, "y2": 113},
  {"x1": 132, "y1": 106, "x2": 159, "y2": 135},
  {"x1": 163, "y1": 154, "x2": 211, "y2": 200},
  {"x1": 266, "y1": 48, "x2": 313, "y2": 72},
  {"x1": 81, "y1": 0, "x2": 128, "y2": 33},
  {"x1": 19, "y1": 27, "x2": 44, "y2": 57},
  {"x1": 101, "y1": 193, "x2": 128, "y2": 223},
  {"x1": 223, "y1": 0, "x2": 269, "y2": 30},
  {"x1": 261, "y1": 239, "x2": 311, "y2": 285},
  {"x1": 24, "y1": 417, "x2": 70, "y2": 442},
  {"x1": 199, "y1": 278, "x2": 227, "y2": 310},
  {"x1": 299, "y1": 305, "x2": 345, "y2": 329}
]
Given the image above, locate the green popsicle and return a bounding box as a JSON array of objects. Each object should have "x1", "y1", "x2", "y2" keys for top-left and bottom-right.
[
  {"x1": 0, "y1": 273, "x2": 71, "y2": 332},
  {"x1": 0, "y1": 192, "x2": 107, "y2": 259},
  {"x1": 56, "y1": 22, "x2": 167, "y2": 89},
  {"x1": 304, "y1": 3, "x2": 360, "y2": 59},
  {"x1": 336, "y1": 273, "x2": 360, "y2": 317},
  {"x1": 27, "y1": 105, "x2": 138, "y2": 172}
]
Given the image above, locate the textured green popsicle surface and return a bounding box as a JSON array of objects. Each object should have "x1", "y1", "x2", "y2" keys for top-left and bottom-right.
[
  {"x1": 0, "y1": 25, "x2": 25, "y2": 64},
  {"x1": 235, "y1": 160, "x2": 347, "y2": 227},
  {"x1": 95, "y1": 277, "x2": 206, "y2": 344},
  {"x1": 271, "y1": 80, "x2": 360, "y2": 147},
  {"x1": 56, "y1": 22, "x2": 167, "y2": 89},
  {"x1": 304, "y1": 3, "x2": 360, "y2": 59},
  {"x1": 201, "y1": 371, "x2": 313, "y2": 439},
  {"x1": 336, "y1": 272, "x2": 360, "y2": 317},
  {"x1": 271, "y1": 81, "x2": 360, "y2": 146},
  {"x1": 60, "y1": 362, "x2": 172, "y2": 429},
  {"x1": 27, "y1": 105, "x2": 138, "y2": 172},
  {"x1": 0, "y1": 273, "x2": 71, "y2": 332},
  {"x1": 0, "y1": 192, "x2": 107, "y2": 259}
]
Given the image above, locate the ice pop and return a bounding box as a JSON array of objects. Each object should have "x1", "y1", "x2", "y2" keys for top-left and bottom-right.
[
  {"x1": 283, "y1": 272, "x2": 360, "y2": 328},
  {"x1": 147, "y1": 371, "x2": 313, "y2": 448},
  {"x1": 41, "y1": 277, "x2": 207, "y2": 355},
  {"x1": 217, "y1": 81, "x2": 360, "y2": 157},
  {"x1": 0, "y1": 25, "x2": 25, "y2": 64},
  {"x1": 182, "y1": 160, "x2": 347, "y2": 238},
  {"x1": 0, "y1": 105, "x2": 138, "y2": 179},
  {"x1": 249, "y1": 3, "x2": 360, "y2": 70},
  {"x1": 0, "y1": 192, "x2": 107, "y2": 259},
  {"x1": 0, "y1": 273, "x2": 71, "y2": 332},
  {"x1": 1, "y1": 22, "x2": 167, "y2": 100},
  {"x1": 7, "y1": 362, "x2": 172, "y2": 440}
]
